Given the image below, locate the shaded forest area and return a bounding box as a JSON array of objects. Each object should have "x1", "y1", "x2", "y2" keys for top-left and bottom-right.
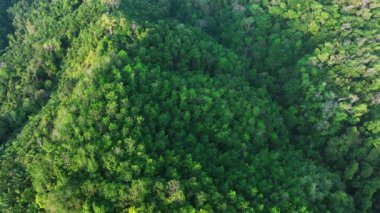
[{"x1": 0, "y1": 0, "x2": 379, "y2": 212}]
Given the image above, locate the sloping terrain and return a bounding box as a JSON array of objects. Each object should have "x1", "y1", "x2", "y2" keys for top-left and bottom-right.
[{"x1": 0, "y1": 0, "x2": 379, "y2": 212}]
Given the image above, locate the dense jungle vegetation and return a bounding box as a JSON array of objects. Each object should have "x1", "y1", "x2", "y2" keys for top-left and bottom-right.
[{"x1": 0, "y1": 0, "x2": 379, "y2": 212}]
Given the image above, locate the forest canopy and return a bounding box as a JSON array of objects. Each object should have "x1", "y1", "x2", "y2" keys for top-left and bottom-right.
[{"x1": 0, "y1": 0, "x2": 379, "y2": 212}]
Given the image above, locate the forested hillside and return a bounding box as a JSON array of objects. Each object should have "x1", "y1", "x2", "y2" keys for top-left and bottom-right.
[{"x1": 0, "y1": 0, "x2": 379, "y2": 212}]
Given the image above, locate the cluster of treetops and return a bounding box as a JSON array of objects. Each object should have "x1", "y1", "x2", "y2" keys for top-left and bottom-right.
[{"x1": 0, "y1": 0, "x2": 379, "y2": 212}]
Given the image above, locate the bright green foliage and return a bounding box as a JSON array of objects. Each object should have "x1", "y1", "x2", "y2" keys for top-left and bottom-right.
[{"x1": 0, "y1": 0, "x2": 379, "y2": 212}]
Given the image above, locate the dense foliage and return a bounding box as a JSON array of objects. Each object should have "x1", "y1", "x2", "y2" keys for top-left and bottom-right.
[
  {"x1": 0, "y1": 0, "x2": 18, "y2": 51},
  {"x1": 0, "y1": 0, "x2": 379, "y2": 212}
]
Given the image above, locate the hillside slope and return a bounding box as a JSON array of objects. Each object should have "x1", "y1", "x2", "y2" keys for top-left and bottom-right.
[{"x1": 0, "y1": 0, "x2": 378, "y2": 212}]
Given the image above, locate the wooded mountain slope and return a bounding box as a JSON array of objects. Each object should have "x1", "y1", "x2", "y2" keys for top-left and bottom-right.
[{"x1": 0, "y1": 0, "x2": 379, "y2": 212}]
